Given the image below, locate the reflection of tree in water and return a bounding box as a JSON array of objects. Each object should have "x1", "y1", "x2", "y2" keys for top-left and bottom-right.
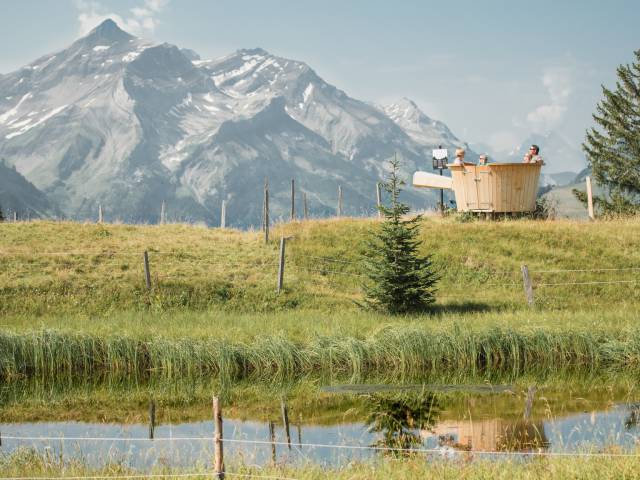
[
  {"x1": 364, "y1": 392, "x2": 439, "y2": 452},
  {"x1": 625, "y1": 404, "x2": 640, "y2": 430}
]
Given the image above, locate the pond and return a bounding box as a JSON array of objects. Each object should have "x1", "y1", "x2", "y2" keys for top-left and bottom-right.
[{"x1": 2, "y1": 379, "x2": 640, "y2": 469}]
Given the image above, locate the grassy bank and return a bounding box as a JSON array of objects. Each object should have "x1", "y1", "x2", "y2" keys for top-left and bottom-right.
[
  {"x1": 4, "y1": 449, "x2": 640, "y2": 480},
  {"x1": 3, "y1": 326, "x2": 640, "y2": 383}
]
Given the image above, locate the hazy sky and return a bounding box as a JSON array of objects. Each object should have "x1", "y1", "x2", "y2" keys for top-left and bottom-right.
[{"x1": 1, "y1": 0, "x2": 638, "y2": 153}]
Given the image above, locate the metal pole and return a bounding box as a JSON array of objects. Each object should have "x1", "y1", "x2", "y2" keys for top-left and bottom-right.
[{"x1": 439, "y1": 168, "x2": 444, "y2": 214}]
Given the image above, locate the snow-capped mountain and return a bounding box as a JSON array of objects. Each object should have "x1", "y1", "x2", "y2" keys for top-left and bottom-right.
[
  {"x1": 0, "y1": 20, "x2": 468, "y2": 226},
  {"x1": 381, "y1": 98, "x2": 467, "y2": 155}
]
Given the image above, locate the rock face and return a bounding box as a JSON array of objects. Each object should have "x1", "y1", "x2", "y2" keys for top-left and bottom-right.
[
  {"x1": 0, "y1": 20, "x2": 469, "y2": 226},
  {"x1": 0, "y1": 159, "x2": 60, "y2": 219}
]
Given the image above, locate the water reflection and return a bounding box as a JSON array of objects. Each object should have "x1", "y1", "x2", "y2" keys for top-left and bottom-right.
[{"x1": 364, "y1": 392, "x2": 439, "y2": 452}]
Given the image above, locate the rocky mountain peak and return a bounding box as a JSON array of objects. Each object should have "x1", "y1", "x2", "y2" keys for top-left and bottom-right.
[{"x1": 82, "y1": 19, "x2": 134, "y2": 45}]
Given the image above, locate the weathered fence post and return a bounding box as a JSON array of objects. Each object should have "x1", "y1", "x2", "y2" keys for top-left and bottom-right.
[
  {"x1": 521, "y1": 264, "x2": 534, "y2": 307},
  {"x1": 98, "y1": 204, "x2": 103, "y2": 224},
  {"x1": 269, "y1": 421, "x2": 276, "y2": 465},
  {"x1": 13, "y1": 211, "x2": 17, "y2": 223},
  {"x1": 220, "y1": 200, "x2": 226, "y2": 229},
  {"x1": 213, "y1": 396, "x2": 225, "y2": 479},
  {"x1": 281, "y1": 398, "x2": 291, "y2": 450},
  {"x1": 586, "y1": 176, "x2": 595, "y2": 221},
  {"x1": 337, "y1": 185, "x2": 343, "y2": 217},
  {"x1": 523, "y1": 386, "x2": 537, "y2": 421},
  {"x1": 148, "y1": 400, "x2": 156, "y2": 439},
  {"x1": 290, "y1": 179, "x2": 295, "y2": 222},
  {"x1": 277, "y1": 237, "x2": 286, "y2": 293},
  {"x1": 303, "y1": 192, "x2": 308, "y2": 220},
  {"x1": 143, "y1": 251, "x2": 152, "y2": 290},
  {"x1": 160, "y1": 200, "x2": 166, "y2": 225},
  {"x1": 376, "y1": 182, "x2": 382, "y2": 219},
  {"x1": 263, "y1": 178, "x2": 269, "y2": 244}
]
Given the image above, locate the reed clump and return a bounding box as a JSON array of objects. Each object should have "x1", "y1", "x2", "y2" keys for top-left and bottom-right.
[{"x1": 2, "y1": 327, "x2": 639, "y2": 383}]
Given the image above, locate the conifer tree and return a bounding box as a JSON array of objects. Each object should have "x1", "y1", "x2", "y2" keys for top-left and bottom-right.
[
  {"x1": 0, "y1": 203, "x2": 4, "y2": 222},
  {"x1": 361, "y1": 156, "x2": 438, "y2": 313},
  {"x1": 575, "y1": 49, "x2": 640, "y2": 214}
]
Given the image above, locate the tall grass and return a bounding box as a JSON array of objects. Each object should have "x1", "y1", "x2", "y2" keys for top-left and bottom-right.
[
  {"x1": 3, "y1": 327, "x2": 640, "y2": 383},
  {"x1": 5, "y1": 448, "x2": 640, "y2": 480}
]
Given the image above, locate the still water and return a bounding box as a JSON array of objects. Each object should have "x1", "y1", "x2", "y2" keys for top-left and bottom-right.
[{"x1": 2, "y1": 384, "x2": 640, "y2": 468}]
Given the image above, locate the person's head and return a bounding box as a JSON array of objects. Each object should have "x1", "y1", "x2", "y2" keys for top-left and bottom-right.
[
  {"x1": 455, "y1": 148, "x2": 465, "y2": 158},
  {"x1": 529, "y1": 144, "x2": 540, "y2": 155},
  {"x1": 479, "y1": 154, "x2": 488, "y2": 164}
]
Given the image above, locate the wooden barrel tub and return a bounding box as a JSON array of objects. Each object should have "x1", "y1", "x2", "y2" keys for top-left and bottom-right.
[{"x1": 413, "y1": 163, "x2": 542, "y2": 213}]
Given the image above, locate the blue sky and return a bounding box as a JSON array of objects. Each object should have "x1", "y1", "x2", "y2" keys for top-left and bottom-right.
[{"x1": 1, "y1": 0, "x2": 639, "y2": 155}]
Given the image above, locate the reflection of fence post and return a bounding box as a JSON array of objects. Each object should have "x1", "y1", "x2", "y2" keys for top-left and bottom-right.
[
  {"x1": 281, "y1": 398, "x2": 291, "y2": 450},
  {"x1": 521, "y1": 264, "x2": 534, "y2": 307},
  {"x1": 148, "y1": 400, "x2": 156, "y2": 439},
  {"x1": 269, "y1": 420, "x2": 276, "y2": 465},
  {"x1": 213, "y1": 396, "x2": 225, "y2": 479},
  {"x1": 523, "y1": 386, "x2": 537, "y2": 421},
  {"x1": 220, "y1": 200, "x2": 226, "y2": 229},
  {"x1": 143, "y1": 251, "x2": 152, "y2": 290},
  {"x1": 586, "y1": 176, "x2": 595, "y2": 221},
  {"x1": 277, "y1": 237, "x2": 286, "y2": 294},
  {"x1": 376, "y1": 182, "x2": 382, "y2": 219}
]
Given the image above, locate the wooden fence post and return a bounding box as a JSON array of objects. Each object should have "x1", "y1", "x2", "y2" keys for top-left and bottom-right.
[
  {"x1": 303, "y1": 192, "x2": 308, "y2": 221},
  {"x1": 337, "y1": 185, "x2": 343, "y2": 217},
  {"x1": 160, "y1": 200, "x2": 166, "y2": 225},
  {"x1": 143, "y1": 251, "x2": 152, "y2": 290},
  {"x1": 263, "y1": 178, "x2": 269, "y2": 244},
  {"x1": 376, "y1": 182, "x2": 382, "y2": 219},
  {"x1": 277, "y1": 237, "x2": 286, "y2": 293},
  {"x1": 98, "y1": 204, "x2": 103, "y2": 224},
  {"x1": 213, "y1": 396, "x2": 225, "y2": 479},
  {"x1": 220, "y1": 200, "x2": 226, "y2": 229},
  {"x1": 521, "y1": 264, "x2": 534, "y2": 307},
  {"x1": 148, "y1": 400, "x2": 156, "y2": 440},
  {"x1": 586, "y1": 176, "x2": 595, "y2": 221},
  {"x1": 13, "y1": 211, "x2": 17, "y2": 223},
  {"x1": 281, "y1": 398, "x2": 291, "y2": 450},
  {"x1": 290, "y1": 179, "x2": 295, "y2": 222}
]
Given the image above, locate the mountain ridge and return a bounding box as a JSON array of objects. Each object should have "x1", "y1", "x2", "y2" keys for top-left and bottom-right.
[{"x1": 0, "y1": 19, "x2": 469, "y2": 226}]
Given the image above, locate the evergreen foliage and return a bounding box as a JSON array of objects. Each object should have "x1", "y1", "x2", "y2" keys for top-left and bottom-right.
[
  {"x1": 0, "y1": 204, "x2": 4, "y2": 222},
  {"x1": 576, "y1": 49, "x2": 640, "y2": 214},
  {"x1": 361, "y1": 156, "x2": 438, "y2": 313}
]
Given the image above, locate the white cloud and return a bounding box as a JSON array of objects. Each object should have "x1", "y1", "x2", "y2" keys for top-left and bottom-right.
[
  {"x1": 75, "y1": 0, "x2": 169, "y2": 37},
  {"x1": 526, "y1": 68, "x2": 573, "y2": 133}
]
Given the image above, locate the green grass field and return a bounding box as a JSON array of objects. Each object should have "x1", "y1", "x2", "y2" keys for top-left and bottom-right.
[
  {"x1": 4, "y1": 448, "x2": 640, "y2": 480},
  {"x1": 1, "y1": 217, "x2": 639, "y2": 381}
]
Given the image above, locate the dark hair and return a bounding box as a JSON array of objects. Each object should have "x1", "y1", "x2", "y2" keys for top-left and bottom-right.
[{"x1": 530, "y1": 144, "x2": 540, "y2": 154}]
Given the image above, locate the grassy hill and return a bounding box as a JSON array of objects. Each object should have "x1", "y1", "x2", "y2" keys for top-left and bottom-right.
[{"x1": 1, "y1": 216, "x2": 639, "y2": 333}]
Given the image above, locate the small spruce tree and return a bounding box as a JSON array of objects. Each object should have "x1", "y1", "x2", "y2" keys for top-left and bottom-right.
[
  {"x1": 574, "y1": 49, "x2": 640, "y2": 214},
  {"x1": 0, "y1": 203, "x2": 4, "y2": 222},
  {"x1": 362, "y1": 156, "x2": 438, "y2": 313}
]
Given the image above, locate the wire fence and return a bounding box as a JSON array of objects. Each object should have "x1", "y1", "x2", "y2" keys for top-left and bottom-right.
[{"x1": 0, "y1": 245, "x2": 639, "y2": 306}]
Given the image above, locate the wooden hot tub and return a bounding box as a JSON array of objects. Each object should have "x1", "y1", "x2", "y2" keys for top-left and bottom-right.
[{"x1": 413, "y1": 163, "x2": 542, "y2": 213}]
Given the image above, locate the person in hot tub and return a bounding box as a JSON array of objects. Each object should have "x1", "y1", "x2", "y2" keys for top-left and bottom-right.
[
  {"x1": 453, "y1": 148, "x2": 466, "y2": 165},
  {"x1": 523, "y1": 144, "x2": 545, "y2": 165}
]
